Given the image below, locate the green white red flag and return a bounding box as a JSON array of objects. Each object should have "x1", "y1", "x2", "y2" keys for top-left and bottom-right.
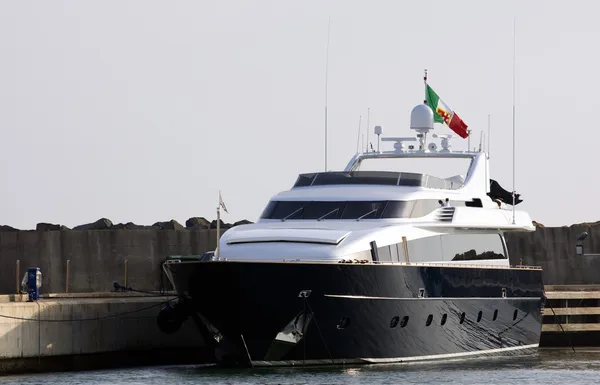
[{"x1": 425, "y1": 84, "x2": 469, "y2": 139}]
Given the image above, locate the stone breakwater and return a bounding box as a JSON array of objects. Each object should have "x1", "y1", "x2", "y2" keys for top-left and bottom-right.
[
  {"x1": 0, "y1": 219, "x2": 599, "y2": 295},
  {"x1": 0, "y1": 217, "x2": 254, "y2": 232}
]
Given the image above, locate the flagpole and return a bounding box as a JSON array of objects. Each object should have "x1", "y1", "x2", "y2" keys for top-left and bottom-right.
[
  {"x1": 423, "y1": 69, "x2": 428, "y2": 104},
  {"x1": 423, "y1": 69, "x2": 428, "y2": 150},
  {"x1": 324, "y1": 16, "x2": 331, "y2": 172},
  {"x1": 216, "y1": 205, "x2": 221, "y2": 257}
]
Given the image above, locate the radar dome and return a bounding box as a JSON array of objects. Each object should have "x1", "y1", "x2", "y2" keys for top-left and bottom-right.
[{"x1": 410, "y1": 104, "x2": 434, "y2": 131}]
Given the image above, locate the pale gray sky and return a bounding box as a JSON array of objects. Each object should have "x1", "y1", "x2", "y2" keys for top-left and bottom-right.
[{"x1": 1, "y1": 0, "x2": 597, "y2": 228}]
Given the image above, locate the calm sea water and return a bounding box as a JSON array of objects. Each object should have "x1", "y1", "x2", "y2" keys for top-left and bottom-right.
[{"x1": 1, "y1": 349, "x2": 599, "y2": 385}]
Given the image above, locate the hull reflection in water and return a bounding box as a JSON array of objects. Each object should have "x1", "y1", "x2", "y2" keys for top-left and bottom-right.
[{"x1": 164, "y1": 260, "x2": 544, "y2": 367}]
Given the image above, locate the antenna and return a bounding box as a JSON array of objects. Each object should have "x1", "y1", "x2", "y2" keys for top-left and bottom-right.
[
  {"x1": 324, "y1": 16, "x2": 331, "y2": 171},
  {"x1": 366, "y1": 107, "x2": 370, "y2": 153},
  {"x1": 478, "y1": 131, "x2": 483, "y2": 152},
  {"x1": 356, "y1": 115, "x2": 362, "y2": 153},
  {"x1": 511, "y1": 16, "x2": 516, "y2": 224},
  {"x1": 487, "y1": 114, "x2": 491, "y2": 159}
]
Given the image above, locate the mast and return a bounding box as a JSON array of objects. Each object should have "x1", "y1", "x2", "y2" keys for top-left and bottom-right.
[
  {"x1": 356, "y1": 115, "x2": 362, "y2": 153},
  {"x1": 215, "y1": 204, "x2": 221, "y2": 257},
  {"x1": 512, "y1": 16, "x2": 516, "y2": 224},
  {"x1": 366, "y1": 108, "x2": 370, "y2": 152},
  {"x1": 487, "y1": 114, "x2": 491, "y2": 159},
  {"x1": 324, "y1": 16, "x2": 331, "y2": 171}
]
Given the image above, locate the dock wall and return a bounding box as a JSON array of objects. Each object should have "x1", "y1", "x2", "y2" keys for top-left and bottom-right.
[
  {"x1": 0, "y1": 295, "x2": 209, "y2": 374},
  {"x1": 0, "y1": 229, "x2": 219, "y2": 294},
  {"x1": 505, "y1": 224, "x2": 600, "y2": 285},
  {"x1": 1, "y1": 224, "x2": 600, "y2": 295}
]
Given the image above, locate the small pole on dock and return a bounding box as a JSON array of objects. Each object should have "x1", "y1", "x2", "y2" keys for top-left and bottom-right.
[
  {"x1": 124, "y1": 259, "x2": 129, "y2": 289},
  {"x1": 65, "y1": 260, "x2": 70, "y2": 293},
  {"x1": 15, "y1": 260, "x2": 20, "y2": 294},
  {"x1": 216, "y1": 190, "x2": 229, "y2": 258}
]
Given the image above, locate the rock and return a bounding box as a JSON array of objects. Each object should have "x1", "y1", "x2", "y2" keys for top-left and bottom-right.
[
  {"x1": 36, "y1": 222, "x2": 70, "y2": 231},
  {"x1": 210, "y1": 219, "x2": 226, "y2": 229},
  {"x1": 233, "y1": 219, "x2": 253, "y2": 227},
  {"x1": 112, "y1": 222, "x2": 148, "y2": 230},
  {"x1": 73, "y1": 218, "x2": 113, "y2": 230},
  {"x1": 186, "y1": 217, "x2": 211, "y2": 229},
  {"x1": 0, "y1": 225, "x2": 20, "y2": 232},
  {"x1": 152, "y1": 220, "x2": 185, "y2": 231}
]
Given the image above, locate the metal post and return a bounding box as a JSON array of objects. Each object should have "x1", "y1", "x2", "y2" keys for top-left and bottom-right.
[
  {"x1": 401, "y1": 236, "x2": 410, "y2": 263},
  {"x1": 216, "y1": 207, "x2": 221, "y2": 258},
  {"x1": 15, "y1": 260, "x2": 20, "y2": 294},
  {"x1": 65, "y1": 260, "x2": 70, "y2": 293},
  {"x1": 124, "y1": 259, "x2": 128, "y2": 289}
]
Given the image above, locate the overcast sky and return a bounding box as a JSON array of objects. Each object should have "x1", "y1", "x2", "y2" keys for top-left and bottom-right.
[{"x1": 1, "y1": 0, "x2": 597, "y2": 229}]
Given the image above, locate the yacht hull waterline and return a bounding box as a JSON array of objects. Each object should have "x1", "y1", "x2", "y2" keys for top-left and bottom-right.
[{"x1": 163, "y1": 261, "x2": 544, "y2": 367}]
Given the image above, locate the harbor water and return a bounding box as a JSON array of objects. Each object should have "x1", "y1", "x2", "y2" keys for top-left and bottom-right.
[{"x1": 0, "y1": 349, "x2": 598, "y2": 385}]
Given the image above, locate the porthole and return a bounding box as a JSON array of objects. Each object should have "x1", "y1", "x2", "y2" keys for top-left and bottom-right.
[
  {"x1": 337, "y1": 316, "x2": 350, "y2": 329},
  {"x1": 493, "y1": 309, "x2": 498, "y2": 321},
  {"x1": 426, "y1": 314, "x2": 433, "y2": 326},
  {"x1": 513, "y1": 309, "x2": 518, "y2": 321},
  {"x1": 400, "y1": 316, "x2": 409, "y2": 328},
  {"x1": 477, "y1": 311, "x2": 483, "y2": 323},
  {"x1": 441, "y1": 313, "x2": 447, "y2": 326},
  {"x1": 459, "y1": 312, "x2": 466, "y2": 324},
  {"x1": 390, "y1": 316, "x2": 400, "y2": 328}
]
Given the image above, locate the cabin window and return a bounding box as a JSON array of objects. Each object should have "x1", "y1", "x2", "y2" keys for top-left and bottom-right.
[
  {"x1": 440, "y1": 233, "x2": 507, "y2": 261},
  {"x1": 267, "y1": 201, "x2": 305, "y2": 220},
  {"x1": 390, "y1": 316, "x2": 400, "y2": 328},
  {"x1": 400, "y1": 316, "x2": 409, "y2": 327},
  {"x1": 441, "y1": 314, "x2": 447, "y2": 326},
  {"x1": 260, "y1": 199, "x2": 448, "y2": 220},
  {"x1": 406, "y1": 236, "x2": 443, "y2": 263},
  {"x1": 493, "y1": 309, "x2": 498, "y2": 321},
  {"x1": 389, "y1": 243, "x2": 400, "y2": 262},
  {"x1": 459, "y1": 312, "x2": 466, "y2": 324},
  {"x1": 337, "y1": 316, "x2": 350, "y2": 329},
  {"x1": 426, "y1": 314, "x2": 433, "y2": 326},
  {"x1": 341, "y1": 201, "x2": 386, "y2": 219},
  {"x1": 381, "y1": 201, "x2": 416, "y2": 218},
  {"x1": 377, "y1": 246, "x2": 392, "y2": 263},
  {"x1": 477, "y1": 311, "x2": 483, "y2": 322},
  {"x1": 411, "y1": 200, "x2": 442, "y2": 218},
  {"x1": 513, "y1": 309, "x2": 518, "y2": 321},
  {"x1": 302, "y1": 201, "x2": 345, "y2": 220}
]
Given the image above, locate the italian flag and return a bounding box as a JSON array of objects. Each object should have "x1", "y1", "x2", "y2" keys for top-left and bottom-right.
[{"x1": 425, "y1": 84, "x2": 469, "y2": 139}]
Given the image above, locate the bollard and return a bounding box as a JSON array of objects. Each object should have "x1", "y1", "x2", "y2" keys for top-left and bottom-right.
[
  {"x1": 65, "y1": 260, "x2": 70, "y2": 293},
  {"x1": 15, "y1": 260, "x2": 20, "y2": 294},
  {"x1": 124, "y1": 259, "x2": 128, "y2": 289}
]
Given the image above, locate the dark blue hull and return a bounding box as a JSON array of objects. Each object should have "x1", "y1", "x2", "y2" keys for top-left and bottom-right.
[{"x1": 164, "y1": 261, "x2": 544, "y2": 366}]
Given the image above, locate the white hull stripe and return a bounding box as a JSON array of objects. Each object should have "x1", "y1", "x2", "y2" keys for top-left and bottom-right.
[
  {"x1": 324, "y1": 294, "x2": 542, "y2": 301},
  {"x1": 251, "y1": 343, "x2": 539, "y2": 367}
]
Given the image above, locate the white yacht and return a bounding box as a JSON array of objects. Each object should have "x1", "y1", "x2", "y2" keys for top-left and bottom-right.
[{"x1": 161, "y1": 103, "x2": 544, "y2": 367}]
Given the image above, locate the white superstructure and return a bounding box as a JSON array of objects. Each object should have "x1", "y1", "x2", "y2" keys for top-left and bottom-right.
[{"x1": 218, "y1": 104, "x2": 534, "y2": 266}]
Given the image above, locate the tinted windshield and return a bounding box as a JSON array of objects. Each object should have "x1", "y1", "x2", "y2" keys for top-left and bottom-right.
[{"x1": 260, "y1": 200, "x2": 430, "y2": 220}]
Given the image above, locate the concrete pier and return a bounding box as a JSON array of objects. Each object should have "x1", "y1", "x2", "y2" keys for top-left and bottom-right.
[{"x1": 0, "y1": 294, "x2": 210, "y2": 374}]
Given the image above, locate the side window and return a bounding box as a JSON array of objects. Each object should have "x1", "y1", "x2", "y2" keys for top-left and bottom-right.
[
  {"x1": 377, "y1": 245, "x2": 392, "y2": 262},
  {"x1": 406, "y1": 236, "x2": 443, "y2": 263},
  {"x1": 411, "y1": 200, "x2": 441, "y2": 218},
  {"x1": 441, "y1": 233, "x2": 507, "y2": 261},
  {"x1": 389, "y1": 243, "x2": 399, "y2": 262}
]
